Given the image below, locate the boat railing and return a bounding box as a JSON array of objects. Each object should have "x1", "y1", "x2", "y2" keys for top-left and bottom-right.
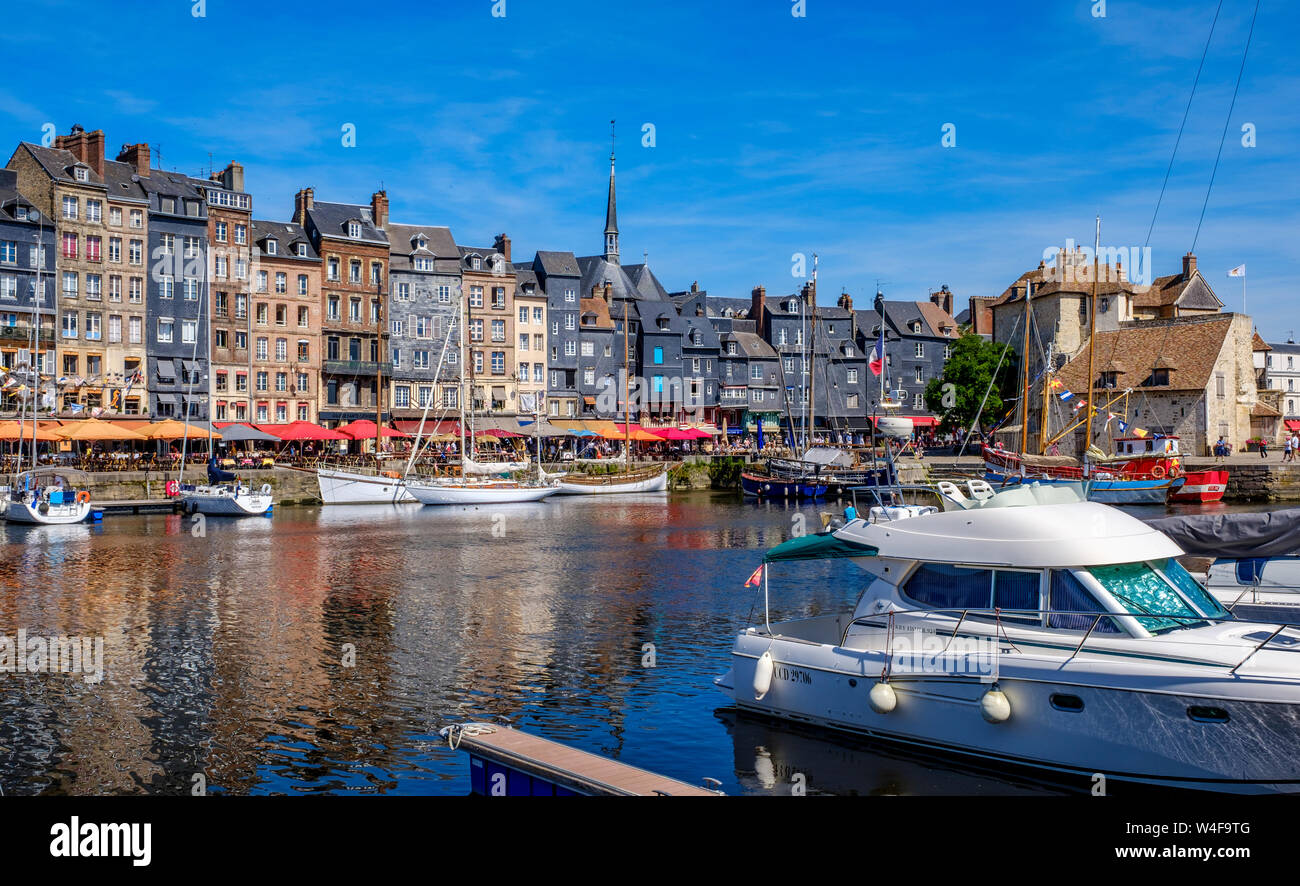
[
  {"x1": 839, "y1": 608, "x2": 1300, "y2": 675},
  {"x1": 847, "y1": 483, "x2": 964, "y2": 516}
]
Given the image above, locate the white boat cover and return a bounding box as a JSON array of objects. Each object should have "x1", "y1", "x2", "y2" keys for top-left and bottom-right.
[{"x1": 800, "y1": 446, "x2": 853, "y2": 467}]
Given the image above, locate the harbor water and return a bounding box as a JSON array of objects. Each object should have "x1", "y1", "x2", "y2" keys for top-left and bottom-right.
[{"x1": 0, "y1": 493, "x2": 1280, "y2": 796}]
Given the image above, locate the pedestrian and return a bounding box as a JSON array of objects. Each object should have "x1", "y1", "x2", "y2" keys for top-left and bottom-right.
[
  {"x1": 1260, "y1": 438, "x2": 1269, "y2": 459},
  {"x1": 1285, "y1": 436, "x2": 1293, "y2": 463}
]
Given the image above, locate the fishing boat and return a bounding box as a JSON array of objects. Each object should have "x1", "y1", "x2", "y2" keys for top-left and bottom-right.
[
  {"x1": 740, "y1": 471, "x2": 827, "y2": 499},
  {"x1": 984, "y1": 440, "x2": 1186, "y2": 504},
  {"x1": 1169, "y1": 467, "x2": 1230, "y2": 503},
  {"x1": 4, "y1": 468, "x2": 93, "y2": 525},
  {"x1": 316, "y1": 465, "x2": 416, "y2": 505},
  {"x1": 716, "y1": 482, "x2": 1300, "y2": 793}
]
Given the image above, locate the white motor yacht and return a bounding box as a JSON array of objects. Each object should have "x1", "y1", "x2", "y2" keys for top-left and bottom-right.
[{"x1": 717, "y1": 482, "x2": 1300, "y2": 793}]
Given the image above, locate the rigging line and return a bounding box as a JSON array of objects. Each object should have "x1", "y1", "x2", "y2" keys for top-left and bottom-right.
[
  {"x1": 1191, "y1": 0, "x2": 1261, "y2": 253},
  {"x1": 956, "y1": 310, "x2": 1021, "y2": 458},
  {"x1": 1145, "y1": 0, "x2": 1225, "y2": 250}
]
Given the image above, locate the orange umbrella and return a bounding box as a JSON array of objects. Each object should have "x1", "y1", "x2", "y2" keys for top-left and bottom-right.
[
  {"x1": 140, "y1": 419, "x2": 221, "y2": 440},
  {"x1": 0, "y1": 421, "x2": 63, "y2": 441},
  {"x1": 52, "y1": 418, "x2": 147, "y2": 441}
]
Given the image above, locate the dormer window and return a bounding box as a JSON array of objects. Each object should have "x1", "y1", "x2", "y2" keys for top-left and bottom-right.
[
  {"x1": 1149, "y1": 368, "x2": 1170, "y2": 386},
  {"x1": 296, "y1": 243, "x2": 307, "y2": 257},
  {"x1": 74, "y1": 166, "x2": 89, "y2": 182},
  {"x1": 727, "y1": 342, "x2": 737, "y2": 355},
  {"x1": 417, "y1": 237, "x2": 427, "y2": 249},
  {"x1": 657, "y1": 317, "x2": 670, "y2": 330},
  {"x1": 1100, "y1": 371, "x2": 1118, "y2": 388},
  {"x1": 413, "y1": 257, "x2": 432, "y2": 271},
  {"x1": 493, "y1": 257, "x2": 504, "y2": 273},
  {"x1": 471, "y1": 256, "x2": 481, "y2": 270},
  {"x1": 265, "y1": 239, "x2": 278, "y2": 255},
  {"x1": 912, "y1": 321, "x2": 922, "y2": 333},
  {"x1": 787, "y1": 300, "x2": 798, "y2": 312},
  {"x1": 692, "y1": 331, "x2": 702, "y2": 346},
  {"x1": 347, "y1": 221, "x2": 360, "y2": 238}
]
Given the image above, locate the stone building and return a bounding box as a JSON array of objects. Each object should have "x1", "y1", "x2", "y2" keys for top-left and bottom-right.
[
  {"x1": 513, "y1": 265, "x2": 547, "y2": 417},
  {"x1": 459, "y1": 238, "x2": 516, "y2": 416},
  {"x1": 531, "y1": 250, "x2": 582, "y2": 419},
  {"x1": 1053, "y1": 313, "x2": 1261, "y2": 455},
  {"x1": 383, "y1": 221, "x2": 461, "y2": 419}
]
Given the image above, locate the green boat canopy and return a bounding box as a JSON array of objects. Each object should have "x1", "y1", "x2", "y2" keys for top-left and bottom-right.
[{"x1": 763, "y1": 532, "x2": 878, "y2": 563}]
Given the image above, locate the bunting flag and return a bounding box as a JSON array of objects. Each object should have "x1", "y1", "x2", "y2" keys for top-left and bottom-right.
[
  {"x1": 1133, "y1": 427, "x2": 1149, "y2": 438},
  {"x1": 1048, "y1": 378, "x2": 1064, "y2": 391},
  {"x1": 1059, "y1": 389, "x2": 1074, "y2": 401},
  {"x1": 90, "y1": 406, "x2": 104, "y2": 418},
  {"x1": 1104, "y1": 412, "x2": 1117, "y2": 430},
  {"x1": 1072, "y1": 398, "x2": 1087, "y2": 413},
  {"x1": 1117, "y1": 419, "x2": 1128, "y2": 433},
  {"x1": 67, "y1": 403, "x2": 84, "y2": 414},
  {"x1": 744, "y1": 564, "x2": 764, "y2": 588}
]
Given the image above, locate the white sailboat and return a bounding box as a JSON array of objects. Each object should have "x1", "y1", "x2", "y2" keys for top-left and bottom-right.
[
  {"x1": 406, "y1": 285, "x2": 556, "y2": 506},
  {"x1": 554, "y1": 301, "x2": 668, "y2": 495},
  {"x1": 717, "y1": 482, "x2": 1300, "y2": 793}
]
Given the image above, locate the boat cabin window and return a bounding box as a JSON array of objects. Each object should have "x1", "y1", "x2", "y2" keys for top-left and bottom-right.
[
  {"x1": 1084, "y1": 561, "x2": 1220, "y2": 633},
  {"x1": 1156, "y1": 558, "x2": 1230, "y2": 619},
  {"x1": 1047, "y1": 569, "x2": 1121, "y2": 633},
  {"x1": 902, "y1": 564, "x2": 1041, "y2": 623}
]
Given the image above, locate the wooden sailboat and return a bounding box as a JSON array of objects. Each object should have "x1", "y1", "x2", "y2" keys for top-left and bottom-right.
[
  {"x1": 982, "y1": 218, "x2": 1183, "y2": 504},
  {"x1": 554, "y1": 301, "x2": 668, "y2": 495}
]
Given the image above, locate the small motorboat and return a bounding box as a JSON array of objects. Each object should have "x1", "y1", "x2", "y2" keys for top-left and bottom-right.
[
  {"x1": 181, "y1": 459, "x2": 273, "y2": 516},
  {"x1": 3, "y1": 469, "x2": 93, "y2": 525}
]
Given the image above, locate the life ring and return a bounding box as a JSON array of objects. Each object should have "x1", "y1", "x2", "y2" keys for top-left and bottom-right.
[
  {"x1": 1150, "y1": 464, "x2": 1166, "y2": 479},
  {"x1": 165, "y1": 480, "x2": 179, "y2": 497},
  {"x1": 76, "y1": 491, "x2": 91, "y2": 504},
  {"x1": 1168, "y1": 462, "x2": 1181, "y2": 479}
]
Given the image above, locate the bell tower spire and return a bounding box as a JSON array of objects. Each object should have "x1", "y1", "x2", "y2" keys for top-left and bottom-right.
[{"x1": 604, "y1": 119, "x2": 619, "y2": 265}]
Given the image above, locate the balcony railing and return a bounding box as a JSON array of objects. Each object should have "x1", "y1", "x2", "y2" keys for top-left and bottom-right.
[
  {"x1": 323, "y1": 360, "x2": 392, "y2": 376},
  {"x1": 0, "y1": 325, "x2": 55, "y2": 344}
]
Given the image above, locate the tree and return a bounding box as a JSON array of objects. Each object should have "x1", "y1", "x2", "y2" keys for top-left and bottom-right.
[{"x1": 924, "y1": 333, "x2": 1019, "y2": 435}]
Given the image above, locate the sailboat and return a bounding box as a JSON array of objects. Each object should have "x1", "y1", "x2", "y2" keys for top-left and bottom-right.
[
  {"x1": 175, "y1": 283, "x2": 272, "y2": 516},
  {"x1": 4, "y1": 243, "x2": 94, "y2": 526},
  {"x1": 405, "y1": 285, "x2": 558, "y2": 506},
  {"x1": 982, "y1": 219, "x2": 1182, "y2": 505},
  {"x1": 554, "y1": 301, "x2": 667, "y2": 495}
]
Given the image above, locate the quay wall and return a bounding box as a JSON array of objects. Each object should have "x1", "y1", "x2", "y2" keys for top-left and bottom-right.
[{"x1": 80, "y1": 467, "x2": 323, "y2": 506}]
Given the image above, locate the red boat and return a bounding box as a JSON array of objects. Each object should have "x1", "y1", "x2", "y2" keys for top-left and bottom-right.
[{"x1": 1168, "y1": 468, "x2": 1229, "y2": 503}]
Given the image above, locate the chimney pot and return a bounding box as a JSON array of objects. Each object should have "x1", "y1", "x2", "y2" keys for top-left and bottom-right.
[{"x1": 115, "y1": 143, "x2": 150, "y2": 178}]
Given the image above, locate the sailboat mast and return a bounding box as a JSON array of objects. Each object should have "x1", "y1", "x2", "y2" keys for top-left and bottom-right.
[
  {"x1": 1084, "y1": 216, "x2": 1100, "y2": 456},
  {"x1": 375, "y1": 279, "x2": 383, "y2": 460},
  {"x1": 623, "y1": 300, "x2": 630, "y2": 472},
  {"x1": 807, "y1": 254, "x2": 817, "y2": 448},
  {"x1": 458, "y1": 282, "x2": 468, "y2": 475},
  {"x1": 1019, "y1": 282, "x2": 1032, "y2": 454}
]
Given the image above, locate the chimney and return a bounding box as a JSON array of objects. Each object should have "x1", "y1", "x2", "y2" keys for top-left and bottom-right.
[
  {"x1": 0, "y1": 169, "x2": 16, "y2": 191},
  {"x1": 56, "y1": 126, "x2": 106, "y2": 178},
  {"x1": 116, "y1": 143, "x2": 150, "y2": 177},
  {"x1": 370, "y1": 190, "x2": 389, "y2": 230},
  {"x1": 801, "y1": 279, "x2": 816, "y2": 309},
  {"x1": 493, "y1": 232, "x2": 511, "y2": 262},
  {"x1": 294, "y1": 187, "x2": 314, "y2": 226},
  {"x1": 603, "y1": 281, "x2": 613, "y2": 304},
  {"x1": 218, "y1": 162, "x2": 245, "y2": 194},
  {"x1": 751, "y1": 285, "x2": 767, "y2": 337},
  {"x1": 691, "y1": 281, "x2": 699, "y2": 293},
  {"x1": 837, "y1": 290, "x2": 853, "y2": 312},
  {"x1": 1182, "y1": 252, "x2": 1197, "y2": 279}
]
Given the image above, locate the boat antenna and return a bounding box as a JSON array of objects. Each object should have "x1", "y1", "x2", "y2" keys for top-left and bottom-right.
[{"x1": 1084, "y1": 216, "x2": 1099, "y2": 460}]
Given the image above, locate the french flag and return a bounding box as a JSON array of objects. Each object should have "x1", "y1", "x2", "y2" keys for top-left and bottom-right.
[{"x1": 869, "y1": 328, "x2": 884, "y2": 376}]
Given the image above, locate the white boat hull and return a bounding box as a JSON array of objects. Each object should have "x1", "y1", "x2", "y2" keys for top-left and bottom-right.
[
  {"x1": 407, "y1": 482, "x2": 558, "y2": 505},
  {"x1": 180, "y1": 486, "x2": 273, "y2": 516},
  {"x1": 316, "y1": 468, "x2": 416, "y2": 505},
  {"x1": 4, "y1": 497, "x2": 92, "y2": 525},
  {"x1": 554, "y1": 469, "x2": 669, "y2": 495},
  {"x1": 724, "y1": 626, "x2": 1300, "y2": 793}
]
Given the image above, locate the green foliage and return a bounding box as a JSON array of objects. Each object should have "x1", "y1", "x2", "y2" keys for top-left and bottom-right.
[{"x1": 924, "y1": 333, "x2": 1020, "y2": 433}]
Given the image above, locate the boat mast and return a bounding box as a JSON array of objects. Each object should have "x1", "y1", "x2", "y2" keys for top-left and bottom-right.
[
  {"x1": 403, "y1": 313, "x2": 457, "y2": 481},
  {"x1": 1019, "y1": 280, "x2": 1032, "y2": 454},
  {"x1": 458, "y1": 282, "x2": 468, "y2": 476},
  {"x1": 623, "y1": 300, "x2": 630, "y2": 472},
  {"x1": 374, "y1": 278, "x2": 384, "y2": 462},
  {"x1": 1084, "y1": 216, "x2": 1100, "y2": 460},
  {"x1": 807, "y1": 253, "x2": 817, "y2": 449},
  {"x1": 1039, "y1": 342, "x2": 1052, "y2": 454},
  {"x1": 178, "y1": 258, "x2": 207, "y2": 486}
]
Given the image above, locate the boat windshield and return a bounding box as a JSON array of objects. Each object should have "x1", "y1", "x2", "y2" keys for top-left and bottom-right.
[{"x1": 1084, "y1": 560, "x2": 1225, "y2": 633}]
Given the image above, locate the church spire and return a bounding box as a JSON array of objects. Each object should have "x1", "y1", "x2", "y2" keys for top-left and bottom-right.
[{"x1": 604, "y1": 119, "x2": 619, "y2": 264}]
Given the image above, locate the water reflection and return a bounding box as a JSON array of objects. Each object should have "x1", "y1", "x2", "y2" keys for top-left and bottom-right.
[{"x1": 0, "y1": 492, "x2": 1262, "y2": 795}]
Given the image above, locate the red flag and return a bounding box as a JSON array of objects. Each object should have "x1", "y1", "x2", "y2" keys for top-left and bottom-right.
[{"x1": 744, "y1": 564, "x2": 764, "y2": 587}]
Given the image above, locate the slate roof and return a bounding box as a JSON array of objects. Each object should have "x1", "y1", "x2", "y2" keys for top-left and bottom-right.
[
  {"x1": 726, "y1": 331, "x2": 778, "y2": 360},
  {"x1": 386, "y1": 223, "x2": 458, "y2": 258},
  {"x1": 577, "y1": 255, "x2": 644, "y2": 303},
  {"x1": 305, "y1": 200, "x2": 388, "y2": 246},
  {"x1": 101, "y1": 159, "x2": 148, "y2": 203},
  {"x1": 702, "y1": 296, "x2": 752, "y2": 319},
  {"x1": 681, "y1": 312, "x2": 721, "y2": 350},
  {"x1": 13, "y1": 142, "x2": 106, "y2": 188},
  {"x1": 624, "y1": 263, "x2": 670, "y2": 300},
  {"x1": 534, "y1": 250, "x2": 581, "y2": 277},
  {"x1": 251, "y1": 219, "x2": 319, "y2": 261},
  {"x1": 1055, "y1": 315, "x2": 1236, "y2": 394}
]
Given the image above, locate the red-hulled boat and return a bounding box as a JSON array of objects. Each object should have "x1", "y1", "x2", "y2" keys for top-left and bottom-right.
[{"x1": 1168, "y1": 468, "x2": 1229, "y2": 503}]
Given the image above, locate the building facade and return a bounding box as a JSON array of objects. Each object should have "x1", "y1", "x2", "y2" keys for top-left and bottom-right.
[
  {"x1": 383, "y1": 222, "x2": 461, "y2": 419},
  {"x1": 0, "y1": 169, "x2": 55, "y2": 414},
  {"x1": 459, "y1": 238, "x2": 517, "y2": 416},
  {"x1": 297, "y1": 188, "x2": 390, "y2": 427}
]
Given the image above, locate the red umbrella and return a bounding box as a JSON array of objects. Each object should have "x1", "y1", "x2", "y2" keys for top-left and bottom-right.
[
  {"x1": 650, "y1": 427, "x2": 694, "y2": 440},
  {"x1": 684, "y1": 428, "x2": 714, "y2": 439},
  {"x1": 479, "y1": 428, "x2": 524, "y2": 438},
  {"x1": 336, "y1": 419, "x2": 410, "y2": 440},
  {"x1": 255, "y1": 421, "x2": 350, "y2": 441}
]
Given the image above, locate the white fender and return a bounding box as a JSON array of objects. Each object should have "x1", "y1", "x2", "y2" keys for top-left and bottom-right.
[
  {"x1": 260, "y1": 483, "x2": 272, "y2": 497},
  {"x1": 869, "y1": 681, "x2": 897, "y2": 714},
  {"x1": 980, "y1": 688, "x2": 1011, "y2": 723},
  {"x1": 753, "y1": 650, "x2": 774, "y2": 700}
]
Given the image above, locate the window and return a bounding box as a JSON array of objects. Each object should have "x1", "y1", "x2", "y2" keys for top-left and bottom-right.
[
  {"x1": 914, "y1": 367, "x2": 923, "y2": 384},
  {"x1": 234, "y1": 225, "x2": 247, "y2": 245},
  {"x1": 235, "y1": 330, "x2": 247, "y2": 350},
  {"x1": 913, "y1": 392, "x2": 924, "y2": 408},
  {"x1": 944, "y1": 345, "x2": 952, "y2": 359},
  {"x1": 109, "y1": 207, "x2": 122, "y2": 226},
  {"x1": 129, "y1": 239, "x2": 142, "y2": 265},
  {"x1": 491, "y1": 287, "x2": 505, "y2": 309},
  {"x1": 276, "y1": 338, "x2": 288, "y2": 361},
  {"x1": 520, "y1": 334, "x2": 530, "y2": 351},
  {"x1": 519, "y1": 306, "x2": 528, "y2": 324},
  {"x1": 413, "y1": 350, "x2": 430, "y2": 370},
  {"x1": 182, "y1": 319, "x2": 197, "y2": 344},
  {"x1": 62, "y1": 232, "x2": 77, "y2": 259},
  {"x1": 86, "y1": 236, "x2": 101, "y2": 262},
  {"x1": 491, "y1": 320, "x2": 505, "y2": 342},
  {"x1": 438, "y1": 284, "x2": 451, "y2": 303},
  {"x1": 348, "y1": 221, "x2": 360, "y2": 239},
  {"x1": 349, "y1": 261, "x2": 361, "y2": 284},
  {"x1": 1085, "y1": 561, "x2": 1222, "y2": 633},
  {"x1": 0, "y1": 276, "x2": 15, "y2": 300},
  {"x1": 256, "y1": 271, "x2": 268, "y2": 292},
  {"x1": 130, "y1": 209, "x2": 143, "y2": 229},
  {"x1": 327, "y1": 296, "x2": 339, "y2": 321},
  {"x1": 491, "y1": 351, "x2": 505, "y2": 374},
  {"x1": 129, "y1": 316, "x2": 142, "y2": 343},
  {"x1": 256, "y1": 303, "x2": 268, "y2": 325},
  {"x1": 298, "y1": 274, "x2": 309, "y2": 295},
  {"x1": 256, "y1": 371, "x2": 268, "y2": 391},
  {"x1": 183, "y1": 278, "x2": 198, "y2": 300},
  {"x1": 469, "y1": 319, "x2": 483, "y2": 342},
  {"x1": 1149, "y1": 368, "x2": 1169, "y2": 386},
  {"x1": 469, "y1": 286, "x2": 483, "y2": 308},
  {"x1": 847, "y1": 393, "x2": 859, "y2": 409},
  {"x1": 565, "y1": 314, "x2": 575, "y2": 331},
  {"x1": 157, "y1": 318, "x2": 173, "y2": 342},
  {"x1": 62, "y1": 311, "x2": 78, "y2": 338},
  {"x1": 847, "y1": 368, "x2": 858, "y2": 384},
  {"x1": 914, "y1": 342, "x2": 924, "y2": 358},
  {"x1": 275, "y1": 273, "x2": 287, "y2": 293},
  {"x1": 107, "y1": 237, "x2": 121, "y2": 263},
  {"x1": 215, "y1": 221, "x2": 227, "y2": 242},
  {"x1": 1216, "y1": 373, "x2": 1225, "y2": 399},
  {"x1": 349, "y1": 298, "x2": 361, "y2": 322},
  {"x1": 328, "y1": 258, "x2": 340, "y2": 281},
  {"x1": 580, "y1": 341, "x2": 594, "y2": 357},
  {"x1": 256, "y1": 337, "x2": 268, "y2": 360},
  {"x1": 654, "y1": 346, "x2": 664, "y2": 365},
  {"x1": 751, "y1": 364, "x2": 763, "y2": 380},
  {"x1": 62, "y1": 196, "x2": 78, "y2": 219},
  {"x1": 371, "y1": 262, "x2": 382, "y2": 286},
  {"x1": 62, "y1": 272, "x2": 78, "y2": 299},
  {"x1": 298, "y1": 341, "x2": 310, "y2": 363},
  {"x1": 564, "y1": 340, "x2": 576, "y2": 357},
  {"x1": 275, "y1": 372, "x2": 287, "y2": 392}
]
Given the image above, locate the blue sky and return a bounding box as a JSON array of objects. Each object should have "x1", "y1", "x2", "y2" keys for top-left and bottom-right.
[{"x1": 2, "y1": 0, "x2": 1296, "y2": 334}]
